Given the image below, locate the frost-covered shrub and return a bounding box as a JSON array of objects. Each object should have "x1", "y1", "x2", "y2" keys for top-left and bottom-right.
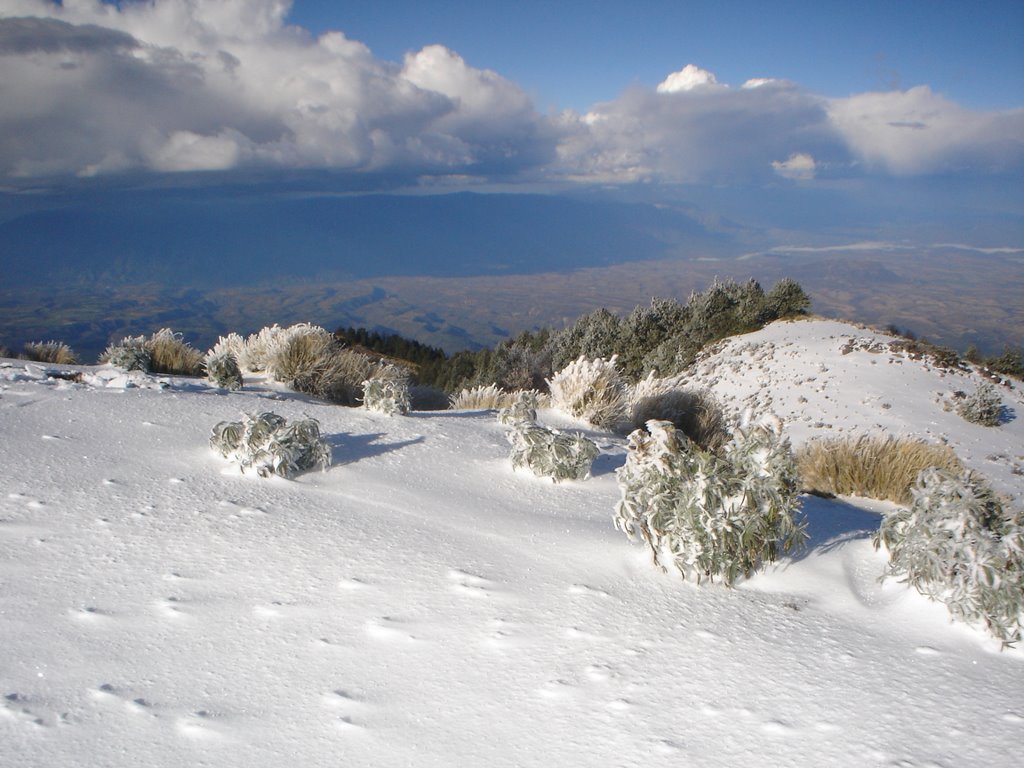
[
  {"x1": 147, "y1": 328, "x2": 204, "y2": 376},
  {"x1": 625, "y1": 373, "x2": 728, "y2": 450},
  {"x1": 210, "y1": 412, "x2": 331, "y2": 479},
  {"x1": 547, "y1": 355, "x2": 627, "y2": 430},
  {"x1": 208, "y1": 333, "x2": 246, "y2": 367},
  {"x1": 549, "y1": 308, "x2": 624, "y2": 372},
  {"x1": 103, "y1": 335, "x2": 152, "y2": 371},
  {"x1": 615, "y1": 416, "x2": 806, "y2": 585},
  {"x1": 507, "y1": 421, "x2": 599, "y2": 482},
  {"x1": 205, "y1": 349, "x2": 243, "y2": 391},
  {"x1": 450, "y1": 384, "x2": 510, "y2": 411},
  {"x1": 497, "y1": 389, "x2": 541, "y2": 426},
  {"x1": 874, "y1": 468, "x2": 1023, "y2": 646},
  {"x1": 797, "y1": 435, "x2": 963, "y2": 505},
  {"x1": 362, "y1": 363, "x2": 411, "y2": 416},
  {"x1": 956, "y1": 383, "x2": 1002, "y2": 427}
]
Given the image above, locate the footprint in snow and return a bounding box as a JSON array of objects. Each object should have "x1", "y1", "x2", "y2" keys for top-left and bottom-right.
[
  {"x1": 90, "y1": 684, "x2": 157, "y2": 717},
  {"x1": 364, "y1": 617, "x2": 417, "y2": 642},
  {"x1": 914, "y1": 646, "x2": 942, "y2": 656},
  {"x1": 323, "y1": 690, "x2": 369, "y2": 731},
  {"x1": 71, "y1": 606, "x2": 113, "y2": 623},
  {"x1": 567, "y1": 583, "x2": 611, "y2": 599},
  {"x1": 155, "y1": 597, "x2": 190, "y2": 620},
  {"x1": 2, "y1": 692, "x2": 46, "y2": 727},
  {"x1": 176, "y1": 710, "x2": 230, "y2": 742},
  {"x1": 447, "y1": 568, "x2": 496, "y2": 598}
]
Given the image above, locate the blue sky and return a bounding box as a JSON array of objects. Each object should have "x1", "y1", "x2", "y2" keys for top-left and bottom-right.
[{"x1": 286, "y1": 0, "x2": 1024, "y2": 112}]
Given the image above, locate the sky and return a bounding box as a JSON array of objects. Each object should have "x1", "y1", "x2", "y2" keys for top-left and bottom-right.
[{"x1": 0, "y1": 1, "x2": 1021, "y2": 205}]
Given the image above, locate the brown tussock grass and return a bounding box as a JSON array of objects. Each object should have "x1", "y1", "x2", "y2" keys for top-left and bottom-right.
[{"x1": 796, "y1": 434, "x2": 964, "y2": 505}]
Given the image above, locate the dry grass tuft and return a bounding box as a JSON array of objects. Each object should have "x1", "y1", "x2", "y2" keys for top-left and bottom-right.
[
  {"x1": 147, "y1": 329, "x2": 204, "y2": 376},
  {"x1": 625, "y1": 373, "x2": 728, "y2": 450},
  {"x1": 796, "y1": 435, "x2": 964, "y2": 504},
  {"x1": 21, "y1": 340, "x2": 78, "y2": 365}
]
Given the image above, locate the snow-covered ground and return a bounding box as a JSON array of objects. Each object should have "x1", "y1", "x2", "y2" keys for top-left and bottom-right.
[{"x1": 2, "y1": 318, "x2": 1022, "y2": 767}]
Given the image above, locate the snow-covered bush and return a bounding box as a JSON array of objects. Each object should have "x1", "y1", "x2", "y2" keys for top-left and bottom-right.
[
  {"x1": 362, "y1": 363, "x2": 411, "y2": 416},
  {"x1": 874, "y1": 468, "x2": 1023, "y2": 646},
  {"x1": 625, "y1": 372, "x2": 727, "y2": 450},
  {"x1": 956, "y1": 383, "x2": 1002, "y2": 427},
  {"x1": 496, "y1": 390, "x2": 541, "y2": 426},
  {"x1": 208, "y1": 333, "x2": 246, "y2": 367},
  {"x1": 210, "y1": 412, "x2": 331, "y2": 479},
  {"x1": 615, "y1": 416, "x2": 806, "y2": 586},
  {"x1": 205, "y1": 349, "x2": 243, "y2": 391},
  {"x1": 797, "y1": 435, "x2": 964, "y2": 505},
  {"x1": 291, "y1": 346, "x2": 375, "y2": 406},
  {"x1": 547, "y1": 355, "x2": 627, "y2": 430},
  {"x1": 450, "y1": 384, "x2": 510, "y2": 410},
  {"x1": 103, "y1": 335, "x2": 151, "y2": 372},
  {"x1": 507, "y1": 421, "x2": 599, "y2": 482},
  {"x1": 21, "y1": 340, "x2": 78, "y2": 365}
]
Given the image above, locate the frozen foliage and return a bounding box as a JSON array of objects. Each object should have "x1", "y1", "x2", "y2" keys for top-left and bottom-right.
[
  {"x1": 875, "y1": 468, "x2": 1024, "y2": 646},
  {"x1": 210, "y1": 412, "x2": 331, "y2": 479},
  {"x1": 957, "y1": 383, "x2": 1003, "y2": 427},
  {"x1": 22, "y1": 340, "x2": 78, "y2": 365},
  {"x1": 241, "y1": 324, "x2": 287, "y2": 372},
  {"x1": 615, "y1": 416, "x2": 806, "y2": 586},
  {"x1": 547, "y1": 355, "x2": 627, "y2": 430},
  {"x1": 450, "y1": 384, "x2": 510, "y2": 411},
  {"x1": 104, "y1": 335, "x2": 151, "y2": 372},
  {"x1": 205, "y1": 349, "x2": 243, "y2": 391},
  {"x1": 362, "y1": 364, "x2": 411, "y2": 416},
  {"x1": 208, "y1": 333, "x2": 246, "y2": 366},
  {"x1": 506, "y1": 421, "x2": 599, "y2": 482},
  {"x1": 264, "y1": 324, "x2": 334, "y2": 384},
  {"x1": 497, "y1": 390, "x2": 541, "y2": 426}
]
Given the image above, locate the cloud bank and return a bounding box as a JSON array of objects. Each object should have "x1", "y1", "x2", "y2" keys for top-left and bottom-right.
[{"x1": 0, "y1": 0, "x2": 1020, "y2": 186}]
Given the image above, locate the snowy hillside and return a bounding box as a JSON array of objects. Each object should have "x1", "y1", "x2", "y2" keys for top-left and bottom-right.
[{"x1": 2, "y1": 318, "x2": 1022, "y2": 768}]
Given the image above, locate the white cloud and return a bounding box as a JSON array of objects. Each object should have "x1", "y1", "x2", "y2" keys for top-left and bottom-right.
[
  {"x1": 656, "y1": 64, "x2": 721, "y2": 93},
  {"x1": 772, "y1": 152, "x2": 816, "y2": 180},
  {"x1": 827, "y1": 86, "x2": 1024, "y2": 175},
  {"x1": 0, "y1": 0, "x2": 555, "y2": 179}
]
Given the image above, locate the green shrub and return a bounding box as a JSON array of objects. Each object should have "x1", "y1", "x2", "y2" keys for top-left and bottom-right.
[
  {"x1": 956, "y1": 383, "x2": 1003, "y2": 427},
  {"x1": 797, "y1": 435, "x2": 964, "y2": 505},
  {"x1": 21, "y1": 340, "x2": 78, "y2": 365},
  {"x1": 875, "y1": 468, "x2": 1023, "y2": 647},
  {"x1": 547, "y1": 355, "x2": 627, "y2": 430},
  {"x1": 497, "y1": 389, "x2": 541, "y2": 426},
  {"x1": 615, "y1": 417, "x2": 806, "y2": 585},
  {"x1": 362, "y1": 363, "x2": 411, "y2": 416},
  {"x1": 506, "y1": 421, "x2": 599, "y2": 482},
  {"x1": 205, "y1": 349, "x2": 243, "y2": 391},
  {"x1": 103, "y1": 335, "x2": 151, "y2": 372},
  {"x1": 210, "y1": 412, "x2": 331, "y2": 478}
]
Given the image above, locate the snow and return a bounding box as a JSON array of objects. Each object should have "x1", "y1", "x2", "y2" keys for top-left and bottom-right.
[{"x1": 2, "y1": 317, "x2": 1022, "y2": 767}]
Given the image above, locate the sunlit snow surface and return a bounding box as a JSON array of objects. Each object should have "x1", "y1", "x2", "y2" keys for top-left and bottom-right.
[{"x1": 2, "y1": 319, "x2": 1022, "y2": 767}]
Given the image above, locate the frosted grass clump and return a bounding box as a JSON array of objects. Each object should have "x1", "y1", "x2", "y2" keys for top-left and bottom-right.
[
  {"x1": 205, "y1": 349, "x2": 243, "y2": 391},
  {"x1": 210, "y1": 412, "x2": 331, "y2": 479},
  {"x1": 450, "y1": 384, "x2": 509, "y2": 411},
  {"x1": 104, "y1": 335, "x2": 151, "y2": 372},
  {"x1": 615, "y1": 416, "x2": 806, "y2": 586},
  {"x1": 208, "y1": 333, "x2": 246, "y2": 365},
  {"x1": 362, "y1": 364, "x2": 411, "y2": 416},
  {"x1": 496, "y1": 390, "x2": 541, "y2": 426},
  {"x1": 147, "y1": 328, "x2": 204, "y2": 375},
  {"x1": 875, "y1": 467, "x2": 1023, "y2": 647},
  {"x1": 241, "y1": 324, "x2": 287, "y2": 372},
  {"x1": 956, "y1": 383, "x2": 1002, "y2": 427},
  {"x1": 625, "y1": 372, "x2": 727, "y2": 449},
  {"x1": 547, "y1": 355, "x2": 627, "y2": 430},
  {"x1": 507, "y1": 421, "x2": 599, "y2": 482},
  {"x1": 264, "y1": 324, "x2": 334, "y2": 383}
]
